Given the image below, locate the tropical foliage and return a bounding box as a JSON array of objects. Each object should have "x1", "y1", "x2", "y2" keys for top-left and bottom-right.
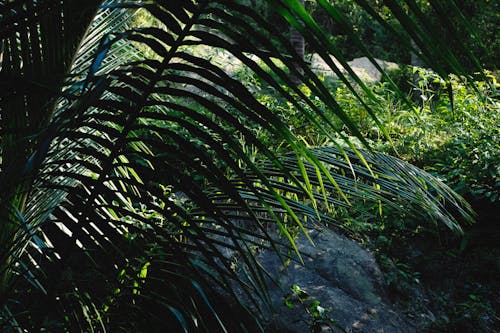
[
  {"x1": 329, "y1": 68, "x2": 499, "y2": 202},
  {"x1": 0, "y1": 0, "x2": 484, "y2": 331}
]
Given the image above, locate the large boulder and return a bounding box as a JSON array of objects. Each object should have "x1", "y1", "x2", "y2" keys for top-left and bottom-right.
[
  {"x1": 311, "y1": 54, "x2": 399, "y2": 83},
  {"x1": 234, "y1": 226, "x2": 416, "y2": 332}
]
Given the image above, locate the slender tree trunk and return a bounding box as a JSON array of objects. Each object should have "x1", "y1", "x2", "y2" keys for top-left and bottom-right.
[{"x1": 290, "y1": 0, "x2": 305, "y2": 85}]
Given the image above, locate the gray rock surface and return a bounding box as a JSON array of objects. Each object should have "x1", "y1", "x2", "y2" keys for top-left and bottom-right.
[
  {"x1": 311, "y1": 54, "x2": 399, "y2": 83},
  {"x1": 237, "y1": 226, "x2": 416, "y2": 333}
]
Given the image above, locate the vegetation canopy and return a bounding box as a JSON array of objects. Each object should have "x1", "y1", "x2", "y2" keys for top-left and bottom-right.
[{"x1": 0, "y1": 0, "x2": 495, "y2": 331}]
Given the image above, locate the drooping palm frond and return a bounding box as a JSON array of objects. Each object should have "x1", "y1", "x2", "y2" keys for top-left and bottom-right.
[
  {"x1": 0, "y1": 0, "x2": 105, "y2": 311},
  {"x1": 0, "y1": 0, "x2": 142, "y2": 310},
  {"x1": 0, "y1": 0, "x2": 101, "y2": 169},
  {"x1": 0, "y1": 0, "x2": 477, "y2": 331},
  {"x1": 262, "y1": 147, "x2": 473, "y2": 231}
]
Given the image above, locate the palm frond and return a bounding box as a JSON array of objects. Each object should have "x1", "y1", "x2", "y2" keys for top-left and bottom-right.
[{"x1": 0, "y1": 0, "x2": 478, "y2": 331}]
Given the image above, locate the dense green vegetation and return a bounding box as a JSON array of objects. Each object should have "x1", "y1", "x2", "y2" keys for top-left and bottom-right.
[
  {"x1": 0, "y1": 0, "x2": 498, "y2": 332},
  {"x1": 240, "y1": 57, "x2": 499, "y2": 330},
  {"x1": 331, "y1": 70, "x2": 499, "y2": 332}
]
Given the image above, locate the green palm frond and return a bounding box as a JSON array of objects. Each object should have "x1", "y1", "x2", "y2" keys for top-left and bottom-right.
[{"x1": 0, "y1": 0, "x2": 477, "y2": 331}]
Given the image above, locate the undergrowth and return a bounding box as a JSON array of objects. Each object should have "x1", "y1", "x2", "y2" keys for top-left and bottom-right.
[{"x1": 241, "y1": 62, "x2": 499, "y2": 331}]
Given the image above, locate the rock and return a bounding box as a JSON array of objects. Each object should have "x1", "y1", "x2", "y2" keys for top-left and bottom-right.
[
  {"x1": 348, "y1": 57, "x2": 399, "y2": 83},
  {"x1": 231, "y1": 226, "x2": 415, "y2": 333},
  {"x1": 311, "y1": 54, "x2": 399, "y2": 83}
]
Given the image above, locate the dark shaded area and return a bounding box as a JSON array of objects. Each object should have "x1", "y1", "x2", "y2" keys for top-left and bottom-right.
[{"x1": 375, "y1": 198, "x2": 500, "y2": 332}]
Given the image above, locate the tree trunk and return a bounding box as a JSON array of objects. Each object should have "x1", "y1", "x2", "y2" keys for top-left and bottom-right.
[{"x1": 290, "y1": 0, "x2": 305, "y2": 85}]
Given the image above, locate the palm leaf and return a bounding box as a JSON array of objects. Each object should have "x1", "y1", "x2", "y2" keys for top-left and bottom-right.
[{"x1": 0, "y1": 0, "x2": 477, "y2": 331}]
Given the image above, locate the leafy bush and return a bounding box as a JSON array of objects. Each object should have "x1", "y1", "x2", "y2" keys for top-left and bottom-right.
[
  {"x1": 403, "y1": 70, "x2": 499, "y2": 202},
  {"x1": 331, "y1": 69, "x2": 500, "y2": 202}
]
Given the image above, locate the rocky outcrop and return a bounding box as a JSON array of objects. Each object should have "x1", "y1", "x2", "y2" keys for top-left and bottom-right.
[
  {"x1": 311, "y1": 54, "x2": 399, "y2": 83},
  {"x1": 232, "y1": 226, "x2": 416, "y2": 332}
]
